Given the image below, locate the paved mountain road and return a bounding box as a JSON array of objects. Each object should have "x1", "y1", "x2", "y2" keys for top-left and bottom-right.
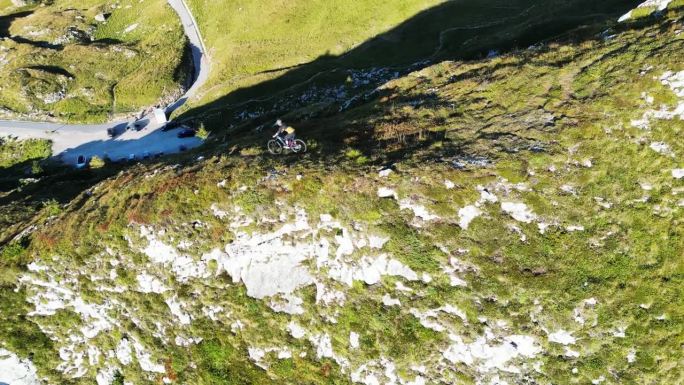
[{"x1": 0, "y1": 0, "x2": 210, "y2": 165}]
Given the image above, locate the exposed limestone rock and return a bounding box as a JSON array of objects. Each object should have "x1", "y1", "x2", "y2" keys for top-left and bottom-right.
[{"x1": 0, "y1": 349, "x2": 40, "y2": 385}]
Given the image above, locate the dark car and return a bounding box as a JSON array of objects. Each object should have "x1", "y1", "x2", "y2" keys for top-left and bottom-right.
[
  {"x1": 107, "y1": 127, "x2": 117, "y2": 137},
  {"x1": 76, "y1": 155, "x2": 87, "y2": 169},
  {"x1": 162, "y1": 121, "x2": 182, "y2": 132},
  {"x1": 126, "y1": 121, "x2": 144, "y2": 131},
  {"x1": 177, "y1": 129, "x2": 196, "y2": 138}
]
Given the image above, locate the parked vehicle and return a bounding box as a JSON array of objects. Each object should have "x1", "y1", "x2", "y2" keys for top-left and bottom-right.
[
  {"x1": 107, "y1": 127, "x2": 117, "y2": 138},
  {"x1": 177, "y1": 129, "x2": 196, "y2": 138},
  {"x1": 76, "y1": 155, "x2": 87, "y2": 168},
  {"x1": 126, "y1": 120, "x2": 144, "y2": 131}
]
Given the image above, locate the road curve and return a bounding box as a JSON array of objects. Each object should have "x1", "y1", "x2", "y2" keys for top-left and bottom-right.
[
  {"x1": 165, "y1": 0, "x2": 210, "y2": 115},
  {"x1": 0, "y1": 0, "x2": 210, "y2": 165}
]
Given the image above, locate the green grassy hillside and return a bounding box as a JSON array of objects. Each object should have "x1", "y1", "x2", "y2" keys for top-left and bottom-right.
[
  {"x1": 178, "y1": 0, "x2": 644, "y2": 122},
  {"x1": 1, "y1": 3, "x2": 682, "y2": 385},
  {"x1": 0, "y1": 0, "x2": 188, "y2": 123},
  {"x1": 184, "y1": 0, "x2": 441, "y2": 103}
]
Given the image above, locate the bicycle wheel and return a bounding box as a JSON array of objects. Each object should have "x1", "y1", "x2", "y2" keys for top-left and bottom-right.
[
  {"x1": 267, "y1": 140, "x2": 283, "y2": 155},
  {"x1": 292, "y1": 139, "x2": 307, "y2": 154}
]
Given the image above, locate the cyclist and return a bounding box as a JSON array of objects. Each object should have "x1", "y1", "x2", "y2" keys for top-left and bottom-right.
[{"x1": 274, "y1": 119, "x2": 296, "y2": 148}]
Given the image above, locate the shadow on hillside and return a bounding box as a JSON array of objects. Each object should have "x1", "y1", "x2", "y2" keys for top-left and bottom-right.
[
  {"x1": 177, "y1": 0, "x2": 642, "y2": 134},
  {"x1": 167, "y1": 40, "x2": 200, "y2": 116},
  {"x1": 0, "y1": 157, "x2": 44, "y2": 193},
  {"x1": 0, "y1": 10, "x2": 67, "y2": 50},
  {"x1": 0, "y1": 135, "x2": 194, "y2": 245},
  {"x1": 10, "y1": 35, "x2": 63, "y2": 50},
  {"x1": 0, "y1": 0, "x2": 665, "y2": 246},
  {"x1": 87, "y1": 37, "x2": 126, "y2": 47},
  {"x1": 0, "y1": 122, "x2": 201, "y2": 245},
  {"x1": 0, "y1": 153, "x2": 104, "y2": 244},
  {"x1": 25, "y1": 65, "x2": 74, "y2": 79},
  {"x1": 0, "y1": 10, "x2": 125, "y2": 51},
  {"x1": 0, "y1": 10, "x2": 68, "y2": 50},
  {"x1": 0, "y1": 10, "x2": 32, "y2": 37}
]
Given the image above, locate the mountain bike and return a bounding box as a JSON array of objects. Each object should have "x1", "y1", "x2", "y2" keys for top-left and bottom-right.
[{"x1": 267, "y1": 134, "x2": 307, "y2": 155}]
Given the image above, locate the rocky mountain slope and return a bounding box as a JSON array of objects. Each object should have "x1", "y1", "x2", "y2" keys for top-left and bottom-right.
[{"x1": 1, "y1": 2, "x2": 683, "y2": 385}]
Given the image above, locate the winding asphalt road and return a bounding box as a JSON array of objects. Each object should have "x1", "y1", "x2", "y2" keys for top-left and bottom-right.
[{"x1": 0, "y1": 0, "x2": 209, "y2": 165}]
